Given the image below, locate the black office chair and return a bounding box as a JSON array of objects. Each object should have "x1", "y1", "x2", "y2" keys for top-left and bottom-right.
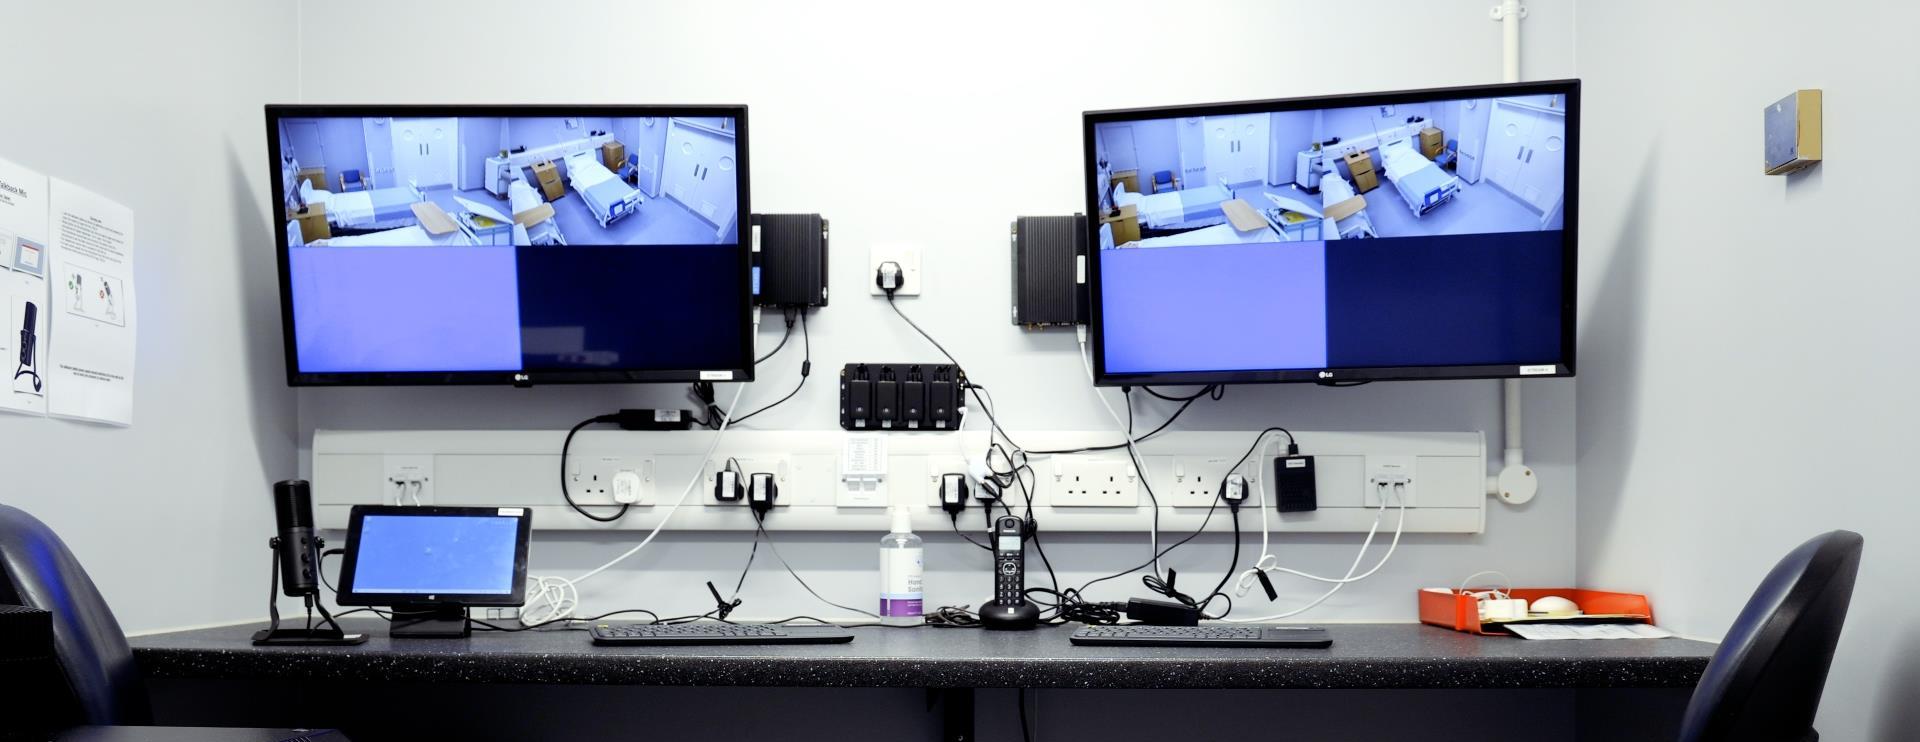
[
  {"x1": 0, "y1": 504, "x2": 349, "y2": 739},
  {"x1": 0, "y1": 504, "x2": 150, "y2": 728},
  {"x1": 1677, "y1": 530, "x2": 1863, "y2": 742}
]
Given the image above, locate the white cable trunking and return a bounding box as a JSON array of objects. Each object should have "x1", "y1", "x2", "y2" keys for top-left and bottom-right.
[{"x1": 312, "y1": 429, "x2": 1485, "y2": 534}]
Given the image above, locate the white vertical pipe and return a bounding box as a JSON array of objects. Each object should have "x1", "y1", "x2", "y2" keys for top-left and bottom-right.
[
  {"x1": 1490, "y1": 0, "x2": 1532, "y2": 500},
  {"x1": 1503, "y1": 378, "x2": 1524, "y2": 468},
  {"x1": 1500, "y1": 0, "x2": 1522, "y2": 83}
]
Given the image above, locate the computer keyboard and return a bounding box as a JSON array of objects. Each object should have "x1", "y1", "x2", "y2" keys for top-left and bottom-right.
[
  {"x1": 590, "y1": 623, "x2": 856, "y2": 646},
  {"x1": 1070, "y1": 624, "x2": 1332, "y2": 648}
]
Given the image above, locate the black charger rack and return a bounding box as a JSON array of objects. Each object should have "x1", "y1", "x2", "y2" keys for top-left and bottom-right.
[{"x1": 839, "y1": 363, "x2": 966, "y2": 431}]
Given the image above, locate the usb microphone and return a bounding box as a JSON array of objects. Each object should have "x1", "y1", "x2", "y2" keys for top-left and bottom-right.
[
  {"x1": 253, "y1": 478, "x2": 365, "y2": 645},
  {"x1": 272, "y1": 479, "x2": 321, "y2": 596}
]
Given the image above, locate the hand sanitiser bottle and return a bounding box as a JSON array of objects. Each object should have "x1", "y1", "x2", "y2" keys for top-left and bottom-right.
[{"x1": 879, "y1": 507, "x2": 924, "y2": 626}]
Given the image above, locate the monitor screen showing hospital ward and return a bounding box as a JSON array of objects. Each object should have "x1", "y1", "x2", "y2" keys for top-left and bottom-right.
[
  {"x1": 1085, "y1": 81, "x2": 1576, "y2": 385},
  {"x1": 270, "y1": 108, "x2": 750, "y2": 385}
]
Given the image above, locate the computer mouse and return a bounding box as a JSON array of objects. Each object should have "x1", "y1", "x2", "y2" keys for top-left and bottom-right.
[{"x1": 1530, "y1": 596, "x2": 1581, "y2": 616}]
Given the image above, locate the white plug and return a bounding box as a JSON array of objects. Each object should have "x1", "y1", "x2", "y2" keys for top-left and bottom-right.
[{"x1": 611, "y1": 470, "x2": 643, "y2": 505}]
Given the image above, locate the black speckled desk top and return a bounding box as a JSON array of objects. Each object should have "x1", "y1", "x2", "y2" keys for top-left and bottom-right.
[{"x1": 131, "y1": 621, "x2": 1715, "y2": 690}]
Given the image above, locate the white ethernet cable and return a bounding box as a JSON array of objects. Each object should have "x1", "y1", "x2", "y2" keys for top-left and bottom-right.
[
  {"x1": 519, "y1": 309, "x2": 768, "y2": 627},
  {"x1": 521, "y1": 382, "x2": 748, "y2": 626},
  {"x1": 1077, "y1": 326, "x2": 1163, "y2": 577},
  {"x1": 1223, "y1": 480, "x2": 1408, "y2": 622}
]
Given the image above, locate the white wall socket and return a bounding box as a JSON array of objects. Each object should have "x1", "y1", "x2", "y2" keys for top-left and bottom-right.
[
  {"x1": 868, "y1": 243, "x2": 922, "y2": 296},
  {"x1": 1049, "y1": 456, "x2": 1139, "y2": 507}
]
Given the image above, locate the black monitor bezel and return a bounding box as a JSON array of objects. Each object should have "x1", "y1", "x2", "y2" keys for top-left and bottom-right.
[
  {"x1": 1082, "y1": 79, "x2": 1580, "y2": 387},
  {"x1": 265, "y1": 104, "x2": 754, "y2": 387},
  {"x1": 336, "y1": 505, "x2": 533, "y2": 608}
]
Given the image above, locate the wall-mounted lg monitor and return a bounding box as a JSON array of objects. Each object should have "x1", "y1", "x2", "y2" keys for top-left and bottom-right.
[
  {"x1": 267, "y1": 105, "x2": 751, "y2": 386},
  {"x1": 1084, "y1": 80, "x2": 1578, "y2": 386}
]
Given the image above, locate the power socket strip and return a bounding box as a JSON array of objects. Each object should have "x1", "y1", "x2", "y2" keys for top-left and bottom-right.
[{"x1": 313, "y1": 429, "x2": 1488, "y2": 534}]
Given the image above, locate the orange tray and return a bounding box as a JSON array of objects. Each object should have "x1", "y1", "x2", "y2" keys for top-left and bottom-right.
[{"x1": 1418, "y1": 587, "x2": 1656, "y2": 636}]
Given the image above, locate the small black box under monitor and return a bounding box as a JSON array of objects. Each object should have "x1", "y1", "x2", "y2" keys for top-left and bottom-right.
[
  {"x1": 1010, "y1": 215, "x2": 1087, "y2": 327},
  {"x1": 1274, "y1": 455, "x2": 1318, "y2": 513},
  {"x1": 753, "y1": 213, "x2": 829, "y2": 307}
]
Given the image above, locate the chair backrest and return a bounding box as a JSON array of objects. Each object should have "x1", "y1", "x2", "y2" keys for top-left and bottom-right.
[
  {"x1": 0, "y1": 505, "x2": 150, "y2": 726},
  {"x1": 1153, "y1": 170, "x2": 1173, "y2": 185},
  {"x1": 1677, "y1": 530, "x2": 1863, "y2": 742}
]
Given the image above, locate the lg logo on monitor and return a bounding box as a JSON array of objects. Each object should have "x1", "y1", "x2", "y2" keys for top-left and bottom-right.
[{"x1": 1318, "y1": 371, "x2": 1334, "y2": 379}]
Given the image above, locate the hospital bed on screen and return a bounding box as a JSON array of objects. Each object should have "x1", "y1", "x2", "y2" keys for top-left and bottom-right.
[
  {"x1": 1111, "y1": 176, "x2": 1235, "y2": 230},
  {"x1": 564, "y1": 151, "x2": 643, "y2": 228},
  {"x1": 1379, "y1": 136, "x2": 1460, "y2": 218}
]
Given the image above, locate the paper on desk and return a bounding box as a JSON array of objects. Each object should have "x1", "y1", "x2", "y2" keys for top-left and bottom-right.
[{"x1": 1504, "y1": 623, "x2": 1675, "y2": 640}]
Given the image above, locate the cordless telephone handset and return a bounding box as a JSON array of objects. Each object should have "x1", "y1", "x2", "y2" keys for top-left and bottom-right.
[{"x1": 981, "y1": 515, "x2": 1040, "y2": 631}]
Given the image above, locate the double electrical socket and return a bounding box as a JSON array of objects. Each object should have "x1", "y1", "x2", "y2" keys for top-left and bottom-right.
[{"x1": 1047, "y1": 456, "x2": 1139, "y2": 507}]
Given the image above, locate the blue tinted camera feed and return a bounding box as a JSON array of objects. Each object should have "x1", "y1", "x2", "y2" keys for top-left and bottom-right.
[
  {"x1": 277, "y1": 115, "x2": 745, "y2": 375},
  {"x1": 1093, "y1": 93, "x2": 1568, "y2": 375}
]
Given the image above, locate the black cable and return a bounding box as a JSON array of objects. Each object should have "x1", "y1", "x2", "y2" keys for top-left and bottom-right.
[
  {"x1": 885, "y1": 294, "x2": 963, "y2": 371},
  {"x1": 756, "y1": 519, "x2": 881, "y2": 620},
  {"x1": 1023, "y1": 586, "x2": 1126, "y2": 625},
  {"x1": 731, "y1": 517, "x2": 765, "y2": 598},
  {"x1": 1026, "y1": 385, "x2": 1217, "y2": 454},
  {"x1": 1121, "y1": 387, "x2": 1168, "y2": 578},
  {"x1": 727, "y1": 309, "x2": 810, "y2": 426},
  {"x1": 754, "y1": 308, "x2": 796, "y2": 364},
  {"x1": 1140, "y1": 385, "x2": 1221, "y2": 402},
  {"x1": 473, "y1": 608, "x2": 665, "y2": 632},
  {"x1": 885, "y1": 295, "x2": 1029, "y2": 456},
  {"x1": 926, "y1": 605, "x2": 983, "y2": 628},
  {"x1": 1072, "y1": 493, "x2": 1223, "y2": 596},
  {"x1": 560, "y1": 413, "x2": 629, "y2": 522},
  {"x1": 951, "y1": 514, "x2": 991, "y2": 551},
  {"x1": 1138, "y1": 505, "x2": 1241, "y2": 616}
]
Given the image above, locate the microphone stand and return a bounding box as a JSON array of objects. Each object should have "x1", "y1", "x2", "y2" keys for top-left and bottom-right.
[{"x1": 251, "y1": 536, "x2": 368, "y2": 646}]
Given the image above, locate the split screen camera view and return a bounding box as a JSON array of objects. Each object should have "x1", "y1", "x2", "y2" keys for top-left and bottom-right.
[
  {"x1": 277, "y1": 114, "x2": 745, "y2": 377},
  {"x1": 1092, "y1": 92, "x2": 1570, "y2": 376}
]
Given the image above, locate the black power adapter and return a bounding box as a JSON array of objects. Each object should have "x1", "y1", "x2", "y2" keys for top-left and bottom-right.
[
  {"x1": 1125, "y1": 598, "x2": 1201, "y2": 626},
  {"x1": 1275, "y1": 453, "x2": 1318, "y2": 513}
]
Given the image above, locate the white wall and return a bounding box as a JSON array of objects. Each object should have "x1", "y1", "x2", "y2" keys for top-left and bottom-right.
[
  {"x1": 0, "y1": 2, "x2": 299, "y2": 631},
  {"x1": 293, "y1": 0, "x2": 1580, "y2": 623},
  {"x1": 1574, "y1": 1, "x2": 1920, "y2": 740}
]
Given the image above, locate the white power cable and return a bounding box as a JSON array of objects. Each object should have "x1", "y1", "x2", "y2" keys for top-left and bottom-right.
[
  {"x1": 522, "y1": 308, "x2": 769, "y2": 625},
  {"x1": 520, "y1": 382, "x2": 750, "y2": 627},
  {"x1": 1078, "y1": 327, "x2": 1163, "y2": 576},
  {"x1": 1223, "y1": 481, "x2": 1407, "y2": 622}
]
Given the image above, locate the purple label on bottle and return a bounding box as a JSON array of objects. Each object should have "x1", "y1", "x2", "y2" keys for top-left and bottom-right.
[{"x1": 880, "y1": 598, "x2": 923, "y2": 617}]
